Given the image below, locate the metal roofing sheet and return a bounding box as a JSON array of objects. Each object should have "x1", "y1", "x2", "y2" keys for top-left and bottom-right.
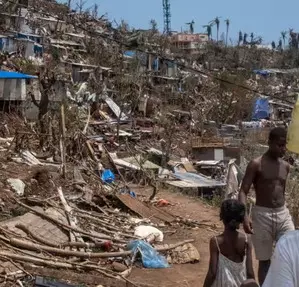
[
  {"x1": 122, "y1": 155, "x2": 161, "y2": 170},
  {"x1": 173, "y1": 172, "x2": 226, "y2": 187},
  {"x1": 166, "y1": 180, "x2": 202, "y2": 188},
  {"x1": 116, "y1": 194, "x2": 175, "y2": 223}
]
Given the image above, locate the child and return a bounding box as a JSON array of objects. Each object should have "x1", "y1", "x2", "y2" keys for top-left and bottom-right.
[{"x1": 204, "y1": 199, "x2": 258, "y2": 287}]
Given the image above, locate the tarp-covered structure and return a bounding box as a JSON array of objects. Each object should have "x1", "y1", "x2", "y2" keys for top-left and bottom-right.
[
  {"x1": 252, "y1": 97, "x2": 270, "y2": 120},
  {"x1": 0, "y1": 70, "x2": 37, "y2": 101}
]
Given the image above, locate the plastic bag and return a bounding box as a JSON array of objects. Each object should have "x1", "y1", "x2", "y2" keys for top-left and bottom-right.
[
  {"x1": 101, "y1": 169, "x2": 115, "y2": 184},
  {"x1": 134, "y1": 225, "x2": 164, "y2": 243},
  {"x1": 127, "y1": 240, "x2": 169, "y2": 269},
  {"x1": 287, "y1": 96, "x2": 299, "y2": 154}
]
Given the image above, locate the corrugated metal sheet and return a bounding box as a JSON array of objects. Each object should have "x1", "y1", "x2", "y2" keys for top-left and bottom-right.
[
  {"x1": 116, "y1": 194, "x2": 175, "y2": 223},
  {"x1": 113, "y1": 158, "x2": 140, "y2": 170},
  {"x1": 166, "y1": 180, "x2": 202, "y2": 188},
  {"x1": 104, "y1": 96, "x2": 128, "y2": 121},
  {"x1": 173, "y1": 172, "x2": 226, "y2": 187},
  {"x1": 114, "y1": 155, "x2": 160, "y2": 170},
  {"x1": 195, "y1": 160, "x2": 221, "y2": 166},
  {"x1": 122, "y1": 155, "x2": 161, "y2": 170}
]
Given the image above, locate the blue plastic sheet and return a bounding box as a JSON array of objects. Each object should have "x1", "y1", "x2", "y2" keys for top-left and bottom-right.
[
  {"x1": 252, "y1": 97, "x2": 270, "y2": 120},
  {"x1": 127, "y1": 240, "x2": 169, "y2": 269},
  {"x1": 253, "y1": 69, "x2": 270, "y2": 77},
  {"x1": 101, "y1": 169, "x2": 115, "y2": 184},
  {"x1": 120, "y1": 187, "x2": 136, "y2": 198}
]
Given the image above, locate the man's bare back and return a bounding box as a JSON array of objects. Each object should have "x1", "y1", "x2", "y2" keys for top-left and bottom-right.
[{"x1": 250, "y1": 154, "x2": 289, "y2": 208}]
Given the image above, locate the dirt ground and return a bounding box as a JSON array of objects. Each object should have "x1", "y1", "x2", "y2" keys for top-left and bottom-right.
[
  {"x1": 0, "y1": 156, "x2": 258, "y2": 287},
  {"x1": 130, "y1": 187, "x2": 258, "y2": 287},
  {"x1": 129, "y1": 187, "x2": 221, "y2": 287}
]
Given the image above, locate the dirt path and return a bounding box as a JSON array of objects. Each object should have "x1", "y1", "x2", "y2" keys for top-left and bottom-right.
[
  {"x1": 130, "y1": 187, "x2": 258, "y2": 287},
  {"x1": 130, "y1": 187, "x2": 222, "y2": 287}
]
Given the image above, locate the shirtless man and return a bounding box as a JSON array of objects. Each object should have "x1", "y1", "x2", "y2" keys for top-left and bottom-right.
[{"x1": 238, "y1": 127, "x2": 294, "y2": 285}]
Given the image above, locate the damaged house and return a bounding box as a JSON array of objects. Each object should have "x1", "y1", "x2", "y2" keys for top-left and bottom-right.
[
  {"x1": 0, "y1": 70, "x2": 38, "y2": 115},
  {"x1": 191, "y1": 136, "x2": 241, "y2": 164}
]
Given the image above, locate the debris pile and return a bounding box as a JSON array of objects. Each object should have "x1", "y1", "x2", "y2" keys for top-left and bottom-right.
[
  {"x1": 0, "y1": 0, "x2": 298, "y2": 286},
  {"x1": 0, "y1": 119, "x2": 204, "y2": 286}
]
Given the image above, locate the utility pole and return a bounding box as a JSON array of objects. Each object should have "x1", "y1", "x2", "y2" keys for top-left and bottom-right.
[{"x1": 162, "y1": 0, "x2": 171, "y2": 35}]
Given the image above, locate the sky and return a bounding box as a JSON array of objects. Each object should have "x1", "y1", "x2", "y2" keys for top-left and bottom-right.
[{"x1": 68, "y1": 0, "x2": 299, "y2": 44}]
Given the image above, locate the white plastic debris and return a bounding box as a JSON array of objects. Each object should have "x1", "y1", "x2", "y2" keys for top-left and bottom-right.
[
  {"x1": 7, "y1": 178, "x2": 25, "y2": 196},
  {"x1": 134, "y1": 225, "x2": 164, "y2": 243}
]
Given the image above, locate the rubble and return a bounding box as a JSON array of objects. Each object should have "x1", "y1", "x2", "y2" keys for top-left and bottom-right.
[{"x1": 0, "y1": 0, "x2": 298, "y2": 285}]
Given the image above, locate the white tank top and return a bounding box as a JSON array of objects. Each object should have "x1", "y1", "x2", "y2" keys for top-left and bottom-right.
[{"x1": 212, "y1": 234, "x2": 247, "y2": 287}]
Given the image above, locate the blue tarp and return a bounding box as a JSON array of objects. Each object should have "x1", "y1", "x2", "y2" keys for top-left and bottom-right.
[
  {"x1": 153, "y1": 57, "x2": 159, "y2": 71},
  {"x1": 253, "y1": 69, "x2": 270, "y2": 76},
  {"x1": 101, "y1": 169, "x2": 115, "y2": 184},
  {"x1": 17, "y1": 33, "x2": 42, "y2": 43},
  {"x1": 0, "y1": 71, "x2": 37, "y2": 79},
  {"x1": 124, "y1": 50, "x2": 136, "y2": 58},
  {"x1": 0, "y1": 38, "x2": 5, "y2": 51},
  {"x1": 252, "y1": 98, "x2": 270, "y2": 120},
  {"x1": 34, "y1": 44, "x2": 43, "y2": 54},
  {"x1": 127, "y1": 240, "x2": 169, "y2": 269}
]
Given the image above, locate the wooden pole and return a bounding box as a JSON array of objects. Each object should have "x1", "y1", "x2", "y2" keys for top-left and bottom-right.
[{"x1": 60, "y1": 103, "x2": 66, "y2": 178}]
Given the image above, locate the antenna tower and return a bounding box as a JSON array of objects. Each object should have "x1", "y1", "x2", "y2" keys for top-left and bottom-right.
[{"x1": 162, "y1": 0, "x2": 171, "y2": 35}]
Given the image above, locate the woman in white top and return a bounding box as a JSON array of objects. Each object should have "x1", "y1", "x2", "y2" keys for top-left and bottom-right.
[{"x1": 204, "y1": 199, "x2": 258, "y2": 287}]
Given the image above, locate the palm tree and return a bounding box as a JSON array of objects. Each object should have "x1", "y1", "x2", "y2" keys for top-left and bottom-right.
[
  {"x1": 238, "y1": 31, "x2": 243, "y2": 46},
  {"x1": 203, "y1": 24, "x2": 213, "y2": 40},
  {"x1": 243, "y1": 33, "x2": 248, "y2": 44},
  {"x1": 224, "y1": 19, "x2": 230, "y2": 46},
  {"x1": 281, "y1": 31, "x2": 287, "y2": 48},
  {"x1": 256, "y1": 36, "x2": 262, "y2": 45},
  {"x1": 150, "y1": 19, "x2": 158, "y2": 33},
  {"x1": 120, "y1": 19, "x2": 129, "y2": 32},
  {"x1": 250, "y1": 33, "x2": 254, "y2": 44},
  {"x1": 211, "y1": 17, "x2": 221, "y2": 41},
  {"x1": 289, "y1": 28, "x2": 296, "y2": 48},
  {"x1": 278, "y1": 39, "x2": 283, "y2": 51},
  {"x1": 271, "y1": 41, "x2": 276, "y2": 50},
  {"x1": 186, "y1": 20, "x2": 195, "y2": 34}
]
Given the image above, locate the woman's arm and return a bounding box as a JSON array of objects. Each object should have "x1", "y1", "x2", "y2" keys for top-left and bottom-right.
[
  {"x1": 203, "y1": 237, "x2": 218, "y2": 287},
  {"x1": 246, "y1": 236, "x2": 255, "y2": 279}
]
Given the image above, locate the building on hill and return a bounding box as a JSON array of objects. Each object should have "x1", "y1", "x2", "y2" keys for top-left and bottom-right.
[{"x1": 171, "y1": 33, "x2": 208, "y2": 54}]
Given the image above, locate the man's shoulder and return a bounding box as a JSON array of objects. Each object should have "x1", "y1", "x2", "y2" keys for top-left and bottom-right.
[
  {"x1": 248, "y1": 157, "x2": 261, "y2": 169},
  {"x1": 252, "y1": 156, "x2": 262, "y2": 163}
]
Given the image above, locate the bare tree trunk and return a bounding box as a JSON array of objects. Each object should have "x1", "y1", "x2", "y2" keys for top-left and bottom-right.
[
  {"x1": 59, "y1": 104, "x2": 66, "y2": 178},
  {"x1": 30, "y1": 75, "x2": 55, "y2": 148}
]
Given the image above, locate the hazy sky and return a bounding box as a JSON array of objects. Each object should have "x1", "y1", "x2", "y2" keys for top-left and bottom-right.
[{"x1": 68, "y1": 0, "x2": 299, "y2": 44}]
